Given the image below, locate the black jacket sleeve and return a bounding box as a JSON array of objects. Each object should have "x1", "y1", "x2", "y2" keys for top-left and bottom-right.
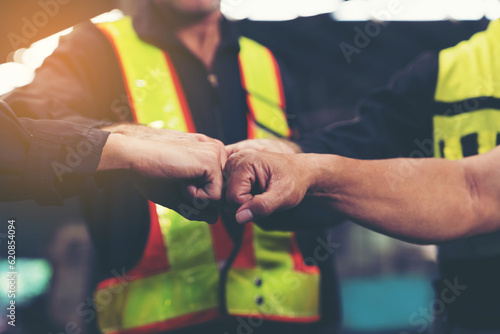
[
  {"x1": 297, "y1": 52, "x2": 440, "y2": 160},
  {"x1": 0, "y1": 101, "x2": 109, "y2": 205}
]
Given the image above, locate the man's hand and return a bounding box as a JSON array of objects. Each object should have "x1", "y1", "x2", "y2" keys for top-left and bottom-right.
[
  {"x1": 226, "y1": 138, "x2": 302, "y2": 156},
  {"x1": 98, "y1": 132, "x2": 227, "y2": 223},
  {"x1": 102, "y1": 122, "x2": 214, "y2": 144},
  {"x1": 225, "y1": 150, "x2": 313, "y2": 224}
]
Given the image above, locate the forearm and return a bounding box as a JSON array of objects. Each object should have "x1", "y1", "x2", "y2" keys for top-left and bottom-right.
[
  {"x1": 97, "y1": 133, "x2": 135, "y2": 171},
  {"x1": 304, "y1": 154, "x2": 480, "y2": 244}
]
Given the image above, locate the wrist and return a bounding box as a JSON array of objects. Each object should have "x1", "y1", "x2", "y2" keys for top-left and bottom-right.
[
  {"x1": 97, "y1": 133, "x2": 134, "y2": 171},
  {"x1": 101, "y1": 122, "x2": 140, "y2": 135},
  {"x1": 280, "y1": 140, "x2": 303, "y2": 154},
  {"x1": 295, "y1": 154, "x2": 320, "y2": 194},
  {"x1": 300, "y1": 154, "x2": 341, "y2": 196}
]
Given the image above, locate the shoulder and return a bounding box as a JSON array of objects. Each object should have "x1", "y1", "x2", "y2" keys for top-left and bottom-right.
[{"x1": 55, "y1": 20, "x2": 115, "y2": 59}]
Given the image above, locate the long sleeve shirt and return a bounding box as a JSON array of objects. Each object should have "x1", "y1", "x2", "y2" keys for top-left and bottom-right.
[
  {"x1": 298, "y1": 20, "x2": 500, "y2": 328},
  {"x1": 0, "y1": 100, "x2": 109, "y2": 205}
]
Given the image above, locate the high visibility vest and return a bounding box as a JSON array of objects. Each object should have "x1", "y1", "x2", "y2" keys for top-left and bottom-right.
[
  {"x1": 94, "y1": 17, "x2": 320, "y2": 334},
  {"x1": 432, "y1": 19, "x2": 500, "y2": 259}
]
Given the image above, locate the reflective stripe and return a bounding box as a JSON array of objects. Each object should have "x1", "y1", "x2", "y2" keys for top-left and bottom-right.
[
  {"x1": 433, "y1": 109, "x2": 500, "y2": 158},
  {"x1": 96, "y1": 264, "x2": 219, "y2": 332},
  {"x1": 96, "y1": 17, "x2": 320, "y2": 333},
  {"x1": 97, "y1": 18, "x2": 219, "y2": 332},
  {"x1": 239, "y1": 36, "x2": 291, "y2": 138},
  {"x1": 97, "y1": 17, "x2": 194, "y2": 132},
  {"x1": 435, "y1": 19, "x2": 500, "y2": 102}
]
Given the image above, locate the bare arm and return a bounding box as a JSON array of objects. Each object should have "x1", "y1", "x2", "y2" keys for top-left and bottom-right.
[
  {"x1": 306, "y1": 150, "x2": 500, "y2": 243},
  {"x1": 226, "y1": 147, "x2": 500, "y2": 244}
]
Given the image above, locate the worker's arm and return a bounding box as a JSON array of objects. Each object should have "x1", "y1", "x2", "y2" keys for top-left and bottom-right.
[
  {"x1": 227, "y1": 52, "x2": 438, "y2": 161},
  {"x1": 2, "y1": 23, "x2": 124, "y2": 128},
  {"x1": 225, "y1": 148, "x2": 500, "y2": 244},
  {"x1": 0, "y1": 99, "x2": 226, "y2": 214},
  {"x1": 0, "y1": 99, "x2": 110, "y2": 204}
]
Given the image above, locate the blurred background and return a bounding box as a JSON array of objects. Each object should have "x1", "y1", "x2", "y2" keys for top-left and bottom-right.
[{"x1": 0, "y1": 0, "x2": 497, "y2": 333}]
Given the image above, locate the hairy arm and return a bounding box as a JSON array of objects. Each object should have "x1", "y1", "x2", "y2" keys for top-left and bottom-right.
[
  {"x1": 305, "y1": 151, "x2": 500, "y2": 244},
  {"x1": 226, "y1": 147, "x2": 500, "y2": 244}
]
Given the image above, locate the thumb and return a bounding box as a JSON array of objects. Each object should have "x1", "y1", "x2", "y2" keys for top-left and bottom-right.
[{"x1": 234, "y1": 186, "x2": 281, "y2": 224}]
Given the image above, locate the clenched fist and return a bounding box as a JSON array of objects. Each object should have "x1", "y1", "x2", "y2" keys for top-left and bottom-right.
[
  {"x1": 98, "y1": 128, "x2": 227, "y2": 223},
  {"x1": 225, "y1": 150, "x2": 313, "y2": 224}
]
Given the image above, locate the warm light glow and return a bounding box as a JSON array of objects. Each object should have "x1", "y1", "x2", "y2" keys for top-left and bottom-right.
[
  {"x1": 0, "y1": 11, "x2": 122, "y2": 95},
  {"x1": 221, "y1": 0, "x2": 500, "y2": 21},
  {"x1": 0, "y1": 62, "x2": 34, "y2": 95},
  {"x1": 0, "y1": 2, "x2": 498, "y2": 95},
  {"x1": 90, "y1": 9, "x2": 124, "y2": 23},
  {"x1": 331, "y1": 0, "x2": 372, "y2": 21},
  {"x1": 485, "y1": 0, "x2": 500, "y2": 20},
  {"x1": 248, "y1": 0, "x2": 298, "y2": 21}
]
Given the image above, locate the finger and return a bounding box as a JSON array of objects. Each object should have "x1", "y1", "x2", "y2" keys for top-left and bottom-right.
[
  {"x1": 194, "y1": 133, "x2": 212, "y2": 143},
  {"x1": 225, "y1": 143, "x2": 239, "y2": 157},
  {"x1": 234, "y1": 186, "x2": 283, "y2": 224},
  {"x1": 217, "y1": 141, "x2": 228, "y2": 169},
  {"x1": 204, "y1": 168, "x2": 224, "y2": 201},
  {"x1": 186, "y1": 168, "x2": 223, "y2": 202},
  {"x1": 224, "y1": 150, "x2": 248, "y2": 175},
  {"x1": 225, "y1": 160, "x2": 255, "y2": 207}
]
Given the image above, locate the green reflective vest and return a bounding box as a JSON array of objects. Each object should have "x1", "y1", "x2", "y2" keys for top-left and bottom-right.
[{"x1": 94, "y1": 17, "x2": 320, "y2": 334}]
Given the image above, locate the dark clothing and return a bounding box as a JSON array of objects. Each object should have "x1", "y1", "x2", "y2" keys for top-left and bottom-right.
[
  {"x1": 297, "y1": 51, "x2": 439, "y2": 160},
  {"x1": 4, "y1": 2, "x2": 339, "y2": 333},
  {"x1": 0, "y1": 100, "x2": 108, "y2": 205},
  {"x1": 297, "y1": 37, "x2": 500, "y2": 328},
  {"x1": 5, "y1": 1, "x2": 295, "y2": 145}
]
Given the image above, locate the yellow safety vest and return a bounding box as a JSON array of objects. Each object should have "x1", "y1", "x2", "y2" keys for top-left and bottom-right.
[
  {"x1": 432, "y1": 19, "x2": 500, "y2": 259},
  {"x1": 433, "y1": 19, "x2": 500, "y2": 160},
  {"x1": 95, "y1": 17, "x2": 320, "y2": 334}
]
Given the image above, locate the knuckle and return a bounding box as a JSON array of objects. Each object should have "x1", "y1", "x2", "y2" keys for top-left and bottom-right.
[
  {"x1": 226, "y1": 189, "x2": 241, "y2": 205},
  {"x1": 195, "y1": 133, "x2": 209, "y2": 142}
]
